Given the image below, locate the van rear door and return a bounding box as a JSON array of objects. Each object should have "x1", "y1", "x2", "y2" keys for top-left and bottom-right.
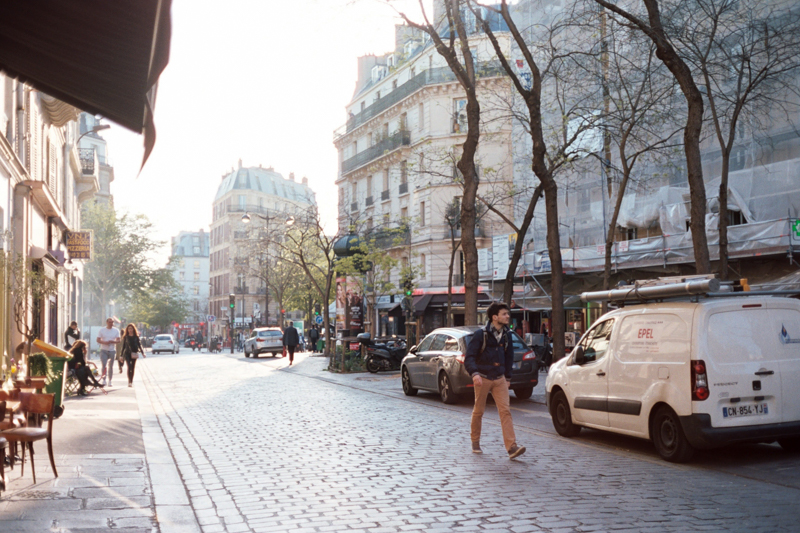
[
  {"x1": 771, "y1": 305, "x2": 800, "y2": 423},
  {"x1": 703, "y1": 305, "x2": 781, "y2": 428}
]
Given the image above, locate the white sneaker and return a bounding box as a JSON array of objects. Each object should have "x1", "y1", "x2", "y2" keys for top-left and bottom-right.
[{"x1": 101, "y1": 377, "x2": 107, "y2": 386}]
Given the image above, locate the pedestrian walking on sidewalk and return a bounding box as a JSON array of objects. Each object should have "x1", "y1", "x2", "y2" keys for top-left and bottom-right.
[
  {"x1": 283, "y1": 321, "x2": 299, "y2": 365},
  {"x1": 465, "y1": 302, "x2": 526, "y2": 459},
  {"x1": 68, "y1": 341, "x2": 106, "y2": 396},
  {"x1": 64, "y1": 321, "x2": 80, "y2": 351},
  {"x1": 96, "y1": 318, "x2": 120, "y2": 387},
  {"x1": 121, "y1": 324, "x2": 146, "y2": 387},
  {"x1": 309, "y1": 324, "x2": 320, "y2": 353}
]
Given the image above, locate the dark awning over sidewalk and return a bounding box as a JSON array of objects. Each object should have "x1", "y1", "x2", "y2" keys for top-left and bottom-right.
[{"x1": 0, "y1": 0, "x2": 171, "y2": 165}]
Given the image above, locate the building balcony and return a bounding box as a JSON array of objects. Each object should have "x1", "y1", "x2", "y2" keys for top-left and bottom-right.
[
  {"x1": 366, "y1": 196, "x2": 374, "y2": 207},
  {"x1": 233, "y1": 231, "x2": 249, "y2": 240},
  {"x1": 381, "y1": 190, "x2": 390, "y2": 202},
  {"x1": 341, "y1": 129, "x2": 411, "y2": 174},
  {"x1": 351, "y1": 201, "x2": 358, "y2": 212},
  {"x1": 235, "y1": 285, "x2": 249, "y2": 294},
  {"x1": 78, "y1": 148, "x2": 97, "y2": 175},
  {"x1": 334, "y1": 62, "x2": 506, "y2": 141},
  {"x1": 399, "y1": 182, "x2": 408, "y2": 195}
]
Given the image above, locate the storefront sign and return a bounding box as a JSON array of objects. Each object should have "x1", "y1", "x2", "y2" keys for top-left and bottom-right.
[
  {"x1": 66, "y1": 230, "x2": 92, "y2": 260},
  {"x1": 792, "y1": 219, "x2": 800, "y2": 245}
]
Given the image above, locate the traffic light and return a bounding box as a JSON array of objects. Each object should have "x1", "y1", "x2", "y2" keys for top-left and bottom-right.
[
  {"x1": 314, "y1": 303, "x2": 321, "y2": 316},
  {"x1": 229, "y1": 294, "x2": 235, "y2": 309},
  {"x1": 404, "y1": 278, "x2": 413, "y2": 297}
]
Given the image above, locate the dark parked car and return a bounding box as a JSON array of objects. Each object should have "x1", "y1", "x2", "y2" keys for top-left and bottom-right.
[{"x1": 401, "y1": 326, "x2": 539, "y2": 404}]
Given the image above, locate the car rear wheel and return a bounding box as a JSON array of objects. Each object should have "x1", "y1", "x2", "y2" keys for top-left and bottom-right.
[
  {"x1": 402, "y1": 367, "x2": 417, "y2": 396},
  {"x1": 778, "y1": 437, "x2": 800, "y2": 453},
  {"x1": 439, "y1": 372, "x2": 458, "y2": 404},
  {"x1": 551, "y1": 390, "x2": 581, "y2": 437},
  {"x1": 651, "y1": 406, "x2": 695, "y2": 463},
  {"x1": 244, "y1": 348, "x2": 250, "y2": 358},
  {"x1": 513, "y1": 387, "x2": 533, "y2": 400}
]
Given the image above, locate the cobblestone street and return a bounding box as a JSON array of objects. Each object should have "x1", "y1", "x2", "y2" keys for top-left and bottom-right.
[
  {"x1": 142, "y1": 350, "x2": 800, "y2": 532},
  {"x1": 3, "y1": 349, "x2": 799, "y2": 532}
]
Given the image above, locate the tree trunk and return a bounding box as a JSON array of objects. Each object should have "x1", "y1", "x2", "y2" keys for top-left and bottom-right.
[
  {"x1": 503, "y1": 184, "x2": 544, "y2": 304},
  {"x1": 447, "y1": 233, "x2": 460, "y2": 327},
  {"x1": 718, "y1": 152, "x2": 730, "y2": 280},
  {"x1": 459, "y1": 93, "x2": 481, "y2": 326},
  {"x1": 604, "y1": 170, "x2": 632, "y2": 292},
  {"x1": 542, "y1": 178, "x2": 566, "y2": 362}
]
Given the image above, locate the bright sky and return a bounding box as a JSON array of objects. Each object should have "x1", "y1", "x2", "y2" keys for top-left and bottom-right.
[{"x1": 103, "y1": 0, "x2": 429, "y2": 265}]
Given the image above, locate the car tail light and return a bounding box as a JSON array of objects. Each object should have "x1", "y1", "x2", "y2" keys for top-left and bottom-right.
[
  {"x1": 522, "y1": 350, "x2": 535, "y2": 360},
  {"x1": 257, "y1": 337, "x2": 265, "y2": 342},
  {"x1": 691, "y1": 359, "x2": 709, "y2": 401},
  {"x1": 455, "y1": 352, "x2": 465, "y2": 364},
  {"x1": 168, "y1": 340, "x2": 173, "y2": 344}
]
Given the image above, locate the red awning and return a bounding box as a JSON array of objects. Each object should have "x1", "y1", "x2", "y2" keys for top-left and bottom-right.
[{"x1": 0, "y1": 0, "x2": 171, "y2": 166}]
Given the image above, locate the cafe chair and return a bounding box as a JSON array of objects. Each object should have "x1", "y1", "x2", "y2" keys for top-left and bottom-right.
[{"x1": 0, "y1": 392, "x2": 58, "y2": 483}]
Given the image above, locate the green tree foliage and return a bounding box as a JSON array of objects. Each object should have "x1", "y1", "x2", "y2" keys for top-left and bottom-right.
[
  {"x1": 82, "y1": 202, "x2": 162, "y2": 325},
  {"x1": 125, "y1": 263, "x2": 190, "y2": 331}
]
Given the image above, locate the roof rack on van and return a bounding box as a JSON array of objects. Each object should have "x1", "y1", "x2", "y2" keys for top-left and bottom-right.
[{"x1": 580, "y1": 274, "x2": 800, "y2": 304}]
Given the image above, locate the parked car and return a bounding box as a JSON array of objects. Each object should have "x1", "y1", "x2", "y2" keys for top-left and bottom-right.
[
  {"x1": 152, "y1": 334, "x2": 180, "y2": 354},
  {"x1": 545, "y1": 295, "x2": 800, "y2": 463},
  {"x1": 244, "y1": 328, "x2": 283, "y2": 358},
  {"x1": 401, "y1": 326, "x2": 539, "y2": 404}
]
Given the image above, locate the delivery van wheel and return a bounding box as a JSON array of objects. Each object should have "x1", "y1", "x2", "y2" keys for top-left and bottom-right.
[
  {"x1": 652, "y1": 406, "x2": 695, "y2": 463},
  {"x1": 550, "y1": 390, "x2": 581, "y2": 437},
  {"x1": 778, "y1": 437, "x2": 800, "y2": 453}
]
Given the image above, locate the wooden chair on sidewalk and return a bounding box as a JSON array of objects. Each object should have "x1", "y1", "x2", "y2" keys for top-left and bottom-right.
[{"x1": 0, "y1": 392, "x2": 58, "y2": 483}]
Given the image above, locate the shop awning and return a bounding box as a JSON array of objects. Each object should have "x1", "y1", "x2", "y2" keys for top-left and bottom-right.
[{"x1": 0, "y1": 0, "x2": 172, "y2": 166}]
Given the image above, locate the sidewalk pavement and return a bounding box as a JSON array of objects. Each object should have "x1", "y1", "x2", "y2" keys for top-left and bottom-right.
[{"x1": 0, "y1": 358, "x2": 201, "y2": 533}]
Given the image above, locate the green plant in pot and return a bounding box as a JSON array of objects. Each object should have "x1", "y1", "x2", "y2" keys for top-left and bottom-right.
[{"x1": 27, "y1": 352, "x2": 57, "y2": 385}]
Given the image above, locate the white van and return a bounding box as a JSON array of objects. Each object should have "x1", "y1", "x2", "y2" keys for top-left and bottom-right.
[{"x1": 545, "y1": 295, "x2": 800, "y2": 462}]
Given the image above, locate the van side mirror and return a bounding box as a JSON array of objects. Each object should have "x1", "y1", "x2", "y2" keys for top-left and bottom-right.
[
  {"x1": 408, "y1": 345, "x2": 417, "y2": 355},
  {"x1": 573, "y1": 345, "x2": 585, "y2": 365}
]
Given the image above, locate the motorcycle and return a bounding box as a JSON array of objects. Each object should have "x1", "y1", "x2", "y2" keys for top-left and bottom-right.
[
  {"x1": 209, "y1": 338, "x2": 220, "y2": 353},
  {"x1": 356, "y1": 332, "x2": 407, "y2": 373},
  {"x1": 186, "y1": 339, "x2": 198, "y2": 351}
]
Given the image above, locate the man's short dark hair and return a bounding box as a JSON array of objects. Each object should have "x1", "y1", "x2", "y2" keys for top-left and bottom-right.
[{"x1": 486, "y1": 302, "x2": 510, "y2": 323}]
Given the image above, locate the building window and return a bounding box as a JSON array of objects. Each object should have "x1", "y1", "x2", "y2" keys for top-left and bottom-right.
[
  {"x1": 400, "y1": 161, "x2": 407, "y2": 184},
  {"x1": 238, "y1": 195, "x2": 246, "y2": 209},
  {"x1": 366, "y1": 175, "x2": 372, "y2": 198},
  {"x1": 193, "y1": 285, "x2": 200, "y2": 295},
  {"x1": 179, "y1": 271, "x2": 185, "y2": 280},
  {"x1": 194, "y1": 272, "x2": 200, "y2": 281},
  {"x1": 383, "y1": 168, "x2": 389, "y2": 192},
  {"x1": 193, "y1": 246, "x2": 200, "y2": 254},
  {"x1": 420, "y1": 201, "x2": 426, "y2": 226},
  {"x1": 420, "y1": 254, "x2": 426, "y2": 278},
  {"x1": 360, "y1": 101, "x2": 365, "y2": 112},
  {"x1": 401, "y1": 207, "x2": 408, "y2": 221},
  {"x1": 194, "y1": 260, "x2": 200, "y2": 268},
  {"x1": 452, "y1": 98, "x2": 467, "y2": 133}
]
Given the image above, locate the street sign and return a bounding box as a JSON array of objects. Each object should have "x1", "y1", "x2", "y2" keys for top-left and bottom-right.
[
  {"x1": 792, "y1": 219, "x2": 800, "y2": 245},
  {"x1": 315, "y1": 315, "x2": 323, "y2": 325},
  {"x1": 207, "y1": 315, "x2": 216, "y2": 322}
]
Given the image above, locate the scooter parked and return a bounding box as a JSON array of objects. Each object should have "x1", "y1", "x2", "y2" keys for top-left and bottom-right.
[{"x1": 356, "y1": 332, "x2": 407, "y2": 373}]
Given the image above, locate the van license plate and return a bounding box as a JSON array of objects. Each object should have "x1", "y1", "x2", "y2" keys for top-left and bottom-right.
[{"x1": 722, "y1": 403, "x2": 768, "y2": 418}]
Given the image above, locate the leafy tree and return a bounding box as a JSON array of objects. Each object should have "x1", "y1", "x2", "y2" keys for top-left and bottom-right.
[
  {"x1": 81, "y1": 202, "x2": 162, "y2": 325},
  {"x1": 126, "y1": 265, "x2": 190, "y2": 331}
]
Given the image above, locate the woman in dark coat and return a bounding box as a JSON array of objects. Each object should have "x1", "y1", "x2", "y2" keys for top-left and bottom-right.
[
  {"x1": 68, "y1": 340, "x2": 106, "y2": 396},
  {"x1": 121, "y1": 324, "x2": 146, "y2": 387}
]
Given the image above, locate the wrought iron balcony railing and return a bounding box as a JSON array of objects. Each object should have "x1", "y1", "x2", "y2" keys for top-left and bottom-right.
[
  {"x1": 350, "y1": 201, "x2": 359, "y2": 212},
  {"x1": 333, "y1": 62, "x2": 506, "y2": 141},
  {"x1": 399, "y1": 182, "x2": 408, "y2": 195},
  {"x1": 366, "y1": 196, "x2": 374, "y2": 206},
  {"x1": 78, "y1": 148, "x2": 97, "y2": 175},
  {"x1": 341, "y1": 129, "x2": 411, "y2": 174},
  {"x1": 381, "y1": 190, "x2": 390, "y2": 201}
]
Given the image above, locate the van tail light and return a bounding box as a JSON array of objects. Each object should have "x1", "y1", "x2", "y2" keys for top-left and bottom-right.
[
  {"x1": 692, "y1": 359, "x2": 710, "y2": 401},
  {"x1": 522, "y1": 350, "x2": 535, "y2": 360}
]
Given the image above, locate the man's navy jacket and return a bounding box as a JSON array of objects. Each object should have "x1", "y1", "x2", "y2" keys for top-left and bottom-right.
[{"x1": 465, "y1": 323, "x2": 514, "y2": 381}]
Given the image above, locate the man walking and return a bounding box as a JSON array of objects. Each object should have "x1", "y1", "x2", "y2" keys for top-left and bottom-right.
[
  {"x1": 465, "y1": 302, "x2": 526, "y2": 459},
  {"x1": 283, "y1": 321, "x2": 299, "y2": 365},
  {"x1": 96, "y1": 318, "x2": 121, "y2": 387},
  {"x1": 308, "y1": 324, "x2": 320, "y2": 354}
]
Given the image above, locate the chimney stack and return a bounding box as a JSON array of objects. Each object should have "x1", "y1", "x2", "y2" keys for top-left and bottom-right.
[
  {"x1": 237, "y1": 158, "x2": 243, "y2": 169},
  {"x1": 301, "y1": 176, "x2": 308, "y2": 186},
  {"x1": 289, "y1": 172, "x2": 295, "y2": 182}
]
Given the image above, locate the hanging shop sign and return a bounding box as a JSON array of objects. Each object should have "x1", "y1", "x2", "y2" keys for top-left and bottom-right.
[{"x1": 66, "y1": 230, "x2": 93, "y2": 260}]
